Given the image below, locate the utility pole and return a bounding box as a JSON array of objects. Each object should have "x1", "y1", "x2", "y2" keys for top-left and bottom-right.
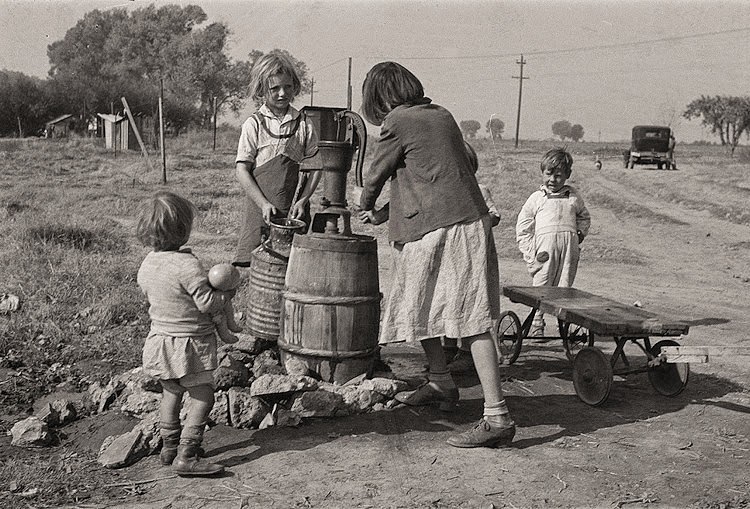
[
  {"x1": 347, "y1": 57, "x2": 352, "y2": 110},
  {"x1": 310, "y1": 78, "x2": 314, "y2": 106},
  {"x1": 512, "y1": 54, "x2": 528, "y2": 148}
]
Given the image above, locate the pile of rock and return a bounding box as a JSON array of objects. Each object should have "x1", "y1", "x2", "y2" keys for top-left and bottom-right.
[{"x1": 9, "y1": 334, "x2": 408, "y2": 469}]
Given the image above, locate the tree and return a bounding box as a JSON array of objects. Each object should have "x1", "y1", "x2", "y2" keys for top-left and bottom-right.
[
  {"x1": 459, "y1": 119, "x2": 481, "y2": 139},
  {"x1": 0, "y1": 70, "x2": 48, "y2": 137},
  {"x1": 684, "y1": 95, "x2": 750, "y2": 155},
  {"x1": 569, "y1": 124, "x2": 584, "y2": 142},
  {"x1": 551, "y1": 120, "x2": 572, "y2": 141},
  {"x1": 46, "y1": 5, "x2": 267, "y2": 132},
  {"x1": 486, "y1": 117, "x2": 504, "y2": 140}
]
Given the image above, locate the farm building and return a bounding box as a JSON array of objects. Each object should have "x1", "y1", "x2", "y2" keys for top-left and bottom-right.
[
  {"x1": 45, "y1": 114, "x2": 77, "y2": 138},
  {"x1": 97, "y1": 113, "x2": 156, "y2": 151}
]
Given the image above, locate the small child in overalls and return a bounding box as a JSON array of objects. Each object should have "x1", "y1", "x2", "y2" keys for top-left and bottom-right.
[
  {"x1": 136, "y1": 191, "x2": 230, "y2": 476},
  {"x1": 516, "y1": 148, "x2": 591, "y2": 336},
  {"x1": 234, "y1": 52, "x2": 319, "y2": 266}
]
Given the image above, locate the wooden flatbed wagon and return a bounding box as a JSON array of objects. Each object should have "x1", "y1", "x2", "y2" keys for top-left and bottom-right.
[{"x1": 496, "y1": 286, "x2": 693, "y2": 406}]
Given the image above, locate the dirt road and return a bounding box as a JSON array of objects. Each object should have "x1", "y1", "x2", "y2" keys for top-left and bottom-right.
[{"x1": 73, "y1": 154, "x2": 750, "y2": 509}]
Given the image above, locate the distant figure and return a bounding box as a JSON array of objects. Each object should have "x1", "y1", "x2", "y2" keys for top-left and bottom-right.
[
  {"x1": 594, "y1": 157, "x2": 602, "y2": 171},
  {"x1": 668, "y1": 134, "x2": 677, "y2": 170},
  {"x1": 516, "y1": 148, "x2": 591, "y2": 337}
]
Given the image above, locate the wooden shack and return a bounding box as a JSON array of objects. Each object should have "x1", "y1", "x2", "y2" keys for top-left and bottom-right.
[
  {"x1": 97, "y1": 114, "x2": 128, "y2": 150},
  {"x1": 45, "y1": 114, "x2": 76, "y2": 138}
]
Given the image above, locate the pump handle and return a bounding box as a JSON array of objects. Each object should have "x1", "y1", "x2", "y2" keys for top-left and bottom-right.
[{"x1": 340, "y1": 111, "x2": 367, "y2": 187}]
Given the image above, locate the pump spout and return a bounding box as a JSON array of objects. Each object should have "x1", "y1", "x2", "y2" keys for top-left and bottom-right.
[{"x1": 341, "y1": 111, "x2": 367, "y2": 187}]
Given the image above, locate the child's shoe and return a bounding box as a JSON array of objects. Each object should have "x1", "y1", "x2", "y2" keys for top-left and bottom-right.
[
  {"x1": 172, "y1": 425, "x2": 225, "y2": 477},
  {"x1": 446, "y1": 418, "x2": 516, "y2": 448},
  {"x1": 395, "y1": 382, "x2": 459, "y2": 412}
]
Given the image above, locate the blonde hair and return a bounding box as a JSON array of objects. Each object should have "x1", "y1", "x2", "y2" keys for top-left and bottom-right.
[
  {"x1": 361, "y1": 61, "x2": 424, "y2": 126},
  {"x1": 136, "y1": 191, "x2": 195, "y2": 251},
  {"x1": 249, "y1": 52, "x2": 302, "y2": 102},
  {"x1": 540, "y1": 147, "x2": 573, "y2": 176}
]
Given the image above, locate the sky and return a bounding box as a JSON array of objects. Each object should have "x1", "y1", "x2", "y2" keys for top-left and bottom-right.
[{"x1": 1, "y1": 0, "x2": 750, "y2": 142}]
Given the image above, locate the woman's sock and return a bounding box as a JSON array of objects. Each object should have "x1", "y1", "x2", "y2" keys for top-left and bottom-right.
[{"x1": 484, "y1": 400, "x2": 514, "y2": 426}]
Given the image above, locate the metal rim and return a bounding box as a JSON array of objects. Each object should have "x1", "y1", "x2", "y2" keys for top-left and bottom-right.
[
  {"x1": 648, "y1": 339, "x2": 690, "y2": 397},
  {"x1": 559, "y1": 320, "x2": 595, "y2": 363},
  {"x1": 572, "y1": 347, "x2": 613, "y2": 406},
  {"x1": 495, "y1": 311, "x2": 523, "y2": 365}
]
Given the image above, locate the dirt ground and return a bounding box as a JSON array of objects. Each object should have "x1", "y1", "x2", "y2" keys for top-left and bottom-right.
[{"x1": 11, "y1": 150, "x2": 750, "y2": 509}]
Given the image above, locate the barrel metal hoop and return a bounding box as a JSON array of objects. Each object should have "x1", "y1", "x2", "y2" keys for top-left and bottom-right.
[
  {"x1": 282, "y1": 292, "x2": 380, "y2": 305},
  {"x1": 278, "y1": 339, "x2": 377, "y2": 359}
]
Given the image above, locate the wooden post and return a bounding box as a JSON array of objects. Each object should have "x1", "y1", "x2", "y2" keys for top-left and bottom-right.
[
  {"x1": 159, "y1": 80, "x2": 167, "y2": 183},
  {"x1": 121, "y1": 96, "x2": 154, "y2": 172},
  {"x1": 212, "y1": 96, "x2": 218, "y2": 152},
  {"x1": 512, "y1": 54, "x2": 528, "y2": 149},
  {"x1": 310, "y1": 78, "x2": 314, "y2": 106}
]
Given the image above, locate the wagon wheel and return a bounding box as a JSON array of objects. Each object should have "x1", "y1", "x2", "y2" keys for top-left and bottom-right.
[
  {"x1": 494, "y1": 311, "x2": 523, "y2": 365},
  {"x1": 647, "y1": 339, "x2": 690, "y2": 397},
  {"x1": 558, "y1": 320, "x2": 594, "y2": 362},
  {"x1": 572, "y1": 347, "x2": 613, "y2": 406}
]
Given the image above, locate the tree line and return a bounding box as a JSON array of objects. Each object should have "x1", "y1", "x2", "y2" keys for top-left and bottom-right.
[{"x1": 0, "y1": 4, "x2": 310, "y2": 138}]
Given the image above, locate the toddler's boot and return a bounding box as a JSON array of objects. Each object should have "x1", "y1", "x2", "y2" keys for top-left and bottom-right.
[
  {"x1": 159, "y1": 422, "x2": 181, "y2": 466},
  {"x1": 172, "y1": 424, "x2": 225, "y2": 477}
]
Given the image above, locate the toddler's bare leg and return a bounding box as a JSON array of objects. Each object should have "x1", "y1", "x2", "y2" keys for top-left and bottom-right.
[{"x1": 224, "y1": 300, "x2": 242, "y2": 333}]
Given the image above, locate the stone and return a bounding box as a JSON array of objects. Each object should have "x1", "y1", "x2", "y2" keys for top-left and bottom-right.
[
  {"x1": 250, "y1": 374, "x2": 318, "y2": 397},
  {"x1": 120, "y1": 388, "x2": 160, "y2": 417},
  {"x1": 253, "y1": 349, "x2": 284, "y2": 377},
  {"x1": 209, "y1": 391, "x2": 230, "y2": 426},
  {"x1": 214, "y1": 357, "x2": 251, "y2": 390},
  {"x1": 50, "y1": 399, "x2": 77, "y2": 426},
  {"x1": 10, "y1": 417, "x2": 50, "y2": 447},
  {"x1": 98, "y1": 428, "x2": 143, "y2": 468},
  {"x1": 116, "y1": 367, "x2": 161, "y2": 394},
  {"x1": 343, "y1": 372, "x2": 368, "y2": 386},
  {"x1": 233, "y1": 334, "x2": 262, "y2": 355},
  {"x1": 360, "y1": 378, "x2": 409, "y2": 398},
  {"x1": 290, "y1": 390, "x2": 344, "y2": 418},
  {"x1": 87, "y1": 381, "x2": 119, "y2": 414},
  {"x1": 284, "y1": 356, "x2": 314, "y2": 377},
  {"x1": 228, "y1": 387, "x2": 270, "y2": 428}
]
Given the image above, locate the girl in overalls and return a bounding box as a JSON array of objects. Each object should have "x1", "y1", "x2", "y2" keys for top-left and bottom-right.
[{"x1": 234, "y1": 53, "x2": 319, "y2": 266}]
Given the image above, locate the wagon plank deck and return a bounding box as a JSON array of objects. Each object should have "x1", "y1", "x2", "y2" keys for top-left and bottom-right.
[{"x1": 503, "y1": 286, "x2": 690, "y2": 337}]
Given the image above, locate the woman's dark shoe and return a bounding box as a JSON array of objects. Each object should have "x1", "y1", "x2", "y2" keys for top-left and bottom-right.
[
  {"x1": 395, "y1": 382, "x2": 459, "y2": 412},
  {"x1": 447, "y1": 418, "x2": 516, "y2": 448}
]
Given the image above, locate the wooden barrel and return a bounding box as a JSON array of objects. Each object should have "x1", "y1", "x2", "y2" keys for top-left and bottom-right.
[
  {"x1": 279, "y1": 233, "x2": 380, "y2": 383},
  {"x1": 246, "y1": 219, "x2": 305, "y2": 340}
]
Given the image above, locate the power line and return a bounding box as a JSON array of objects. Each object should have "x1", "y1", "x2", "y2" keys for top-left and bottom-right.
[{"x1": 366, "y1": 26, "x2": 750, "y2": 62}]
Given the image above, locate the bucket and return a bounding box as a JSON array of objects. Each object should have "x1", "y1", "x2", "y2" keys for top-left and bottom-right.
[
  {"x1": 279, "y1": 233, "x2": 380, "y2": 383},
  {"x1": 246, "y1": 218, "x2": 306, "y2": 340}
]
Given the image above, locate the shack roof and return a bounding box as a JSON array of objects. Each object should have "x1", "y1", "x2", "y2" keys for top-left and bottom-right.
[
  {"x1": 46, "y1": 114, "x2": 74, "y2": 126},
  {"x1": 97, "y1": 113, "x2": 126, "y2": 123}
]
